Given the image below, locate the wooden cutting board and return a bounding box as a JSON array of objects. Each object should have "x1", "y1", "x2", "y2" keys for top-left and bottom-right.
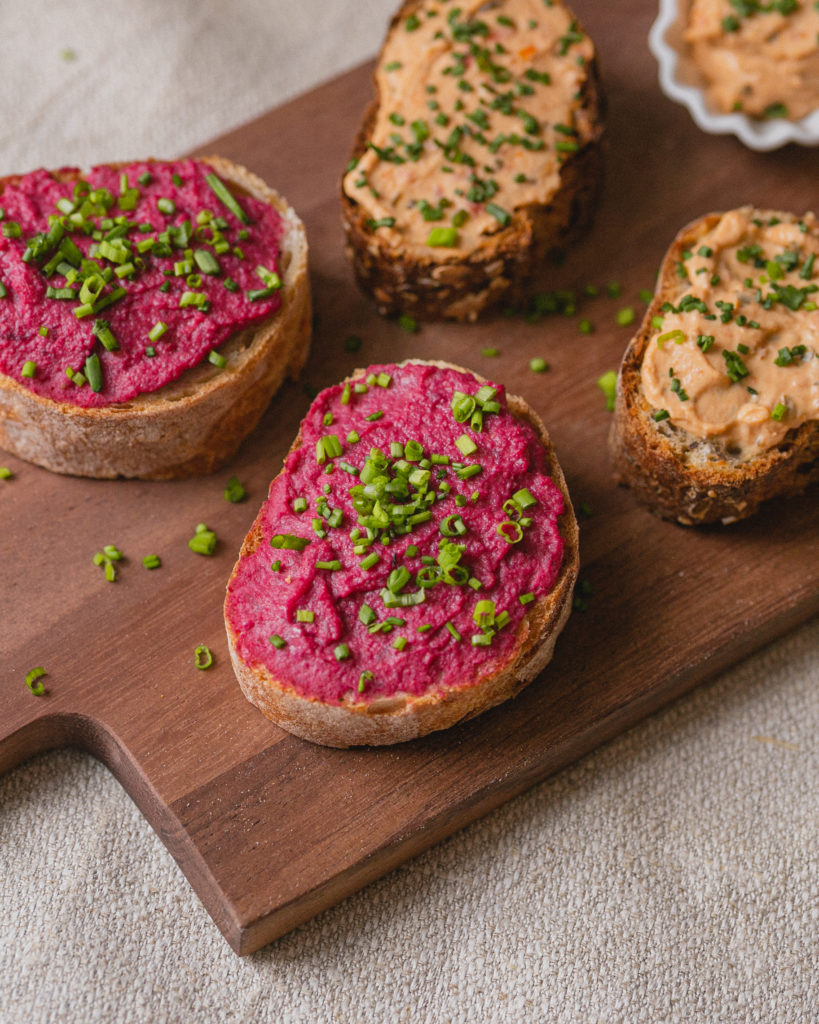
[{"x1": 1, "y1": 0, "x2": 817, "y2": 955}]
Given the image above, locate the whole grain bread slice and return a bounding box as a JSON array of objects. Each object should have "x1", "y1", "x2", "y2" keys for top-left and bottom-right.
[
  {"x1": 224, "y1": 359, "x2": 579, "y2": 747},
  {"x1": 0, "y1": 156, "x2": 311, "y2": 479},
  {"x1": 609, "y1": 211, "x2": 819, "y2": 526},
  {"x1": 341, "y1": 0, "x2": 604, "y2": 323}
]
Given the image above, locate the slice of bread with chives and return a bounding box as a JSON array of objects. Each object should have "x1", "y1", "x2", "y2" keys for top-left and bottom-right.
[
  {"x1": 341, "y1": 0, "x2": 604, "y2": 322},
  {"x1": 224, "y1": 358, "x2": 579, "y2": 747},
  {"x1": 0, "y1": 156, "x2": 310, "y2": 479},
  {"x1": 610, "y1": 206, "x2": 819, "y2": 525}
]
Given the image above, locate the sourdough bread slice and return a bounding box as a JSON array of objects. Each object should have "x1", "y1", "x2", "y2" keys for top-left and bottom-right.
[
  {"x1": 341, "y1": 0, "x2": 604, "y2": 322},
  {"x1": 0, "y1": 156, "x2": 310, "y2": 478},
  {"x1": 224, "y1": 359, "x2": 579, "y2": 747},
  {"x1": 610, "y1": 207, "x2": 819, "y2": 525}
]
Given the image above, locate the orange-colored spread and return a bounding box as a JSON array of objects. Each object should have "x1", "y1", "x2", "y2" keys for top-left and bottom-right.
[
  {"x1": 342, "y1": 0, "x2": 595, "y2": 256},
  {"x1": 685, "y1": 0, "x2": 819, "y2": 120},
  {"x1": 642, "y1": 208, "x2": 819, "y2": 458}
]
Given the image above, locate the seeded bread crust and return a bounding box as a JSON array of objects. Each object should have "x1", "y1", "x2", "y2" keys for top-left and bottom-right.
[
  {"x1": 340, "y1": 0, "x2": 605, "y2": 323},
  {"x1": 609, "y1": 212, "x2": 819, "y2": 526},
  {"x1": 0, "y1": 156, "x2": 311, "y2": 479},
  {"x1": 224, "y1": 359, "x2": 579, "y2": 747}
]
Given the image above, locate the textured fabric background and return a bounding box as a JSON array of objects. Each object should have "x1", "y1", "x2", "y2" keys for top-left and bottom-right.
[{"x1": 1, "y1": 3, "x2": 817, "y2": 1022}]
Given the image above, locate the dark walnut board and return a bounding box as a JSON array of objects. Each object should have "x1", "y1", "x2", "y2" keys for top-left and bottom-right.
[{"x1": 1, "y1": 0, "x2": 817, "y2": 955}]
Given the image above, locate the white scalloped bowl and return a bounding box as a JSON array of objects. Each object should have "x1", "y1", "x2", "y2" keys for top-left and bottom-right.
[{"x1": 649, "y1": 0, "x2": 819, "y2": 151}]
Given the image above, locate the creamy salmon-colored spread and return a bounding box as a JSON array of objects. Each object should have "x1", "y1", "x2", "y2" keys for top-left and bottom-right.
[
  {"x1": 342, "y1": 0, "x2": 595, "y2": 255},
  {"x1": 685, "y1": 0, "x2": 819, "y2": 120},
  {"x1": 641, "y1": 208, "x2": 818, "y2": 459}
]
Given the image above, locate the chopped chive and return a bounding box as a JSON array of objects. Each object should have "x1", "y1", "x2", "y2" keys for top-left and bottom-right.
[
  {"x1": 208, "y1": 350, "x2": 227, "y2": 368},
  {"x1": 142, "y1": 554, "x2": 161, "y2": 569},
  {"x1": 269, "y1": 634, "x2": 286, "y2": 649},
  {"x1": 334, "y1": 643, "x2": 351, "y2": 661},
  {"x1": 193, "y1": 249, "x2": 221, "y2": 276},
  {"x1": 597, "y1": 370, "x2": 617, "y2": 411},
  {"x1": 497, "y1": 520, "x2": 523, "y2": 544},
  {"x1": 148, "y1": 321, "x2": 168, "y2": 342},
  {"x1": 426, "y1": 226, "x2": 459, "y2": 247},
  {"x1": 529, "y1": 357, "x2": 548, "y2": 373},
  {"x1": 25, "y1": 667, "x2": 46, "y2": 696},
  {"x1": 194, "y1": 645, "x2": 213, "y2": 670},
  {"x1": 271, "y1": 533, "x2": 310, "y2": 551},
  {"x1": 455, "y1": 434, "x2": 477, "y2": 456},
  {"x1": 486, "y1": 203, "x2": 510, "y2": 227},
  {"x1": 296, "y1": 609, "x2": 315, "y2": 624},
  {"x1": 93, "y1": 318, "x2": 119, "y2": 351},
  {"x1": 21, "y1": 360, "x2": 36, "y2": 379},
  {"x1": 616, "y1": 307, "x2": 635, "y2": 326},
  {"x1": 84, "y1": 352, "x2": 103, "y2": 393},
  {"x1": 203, "y1": 172, "x2": 250, "y2": 224},
  {"x1": 224, "y1": 476, "x2": 247, "y2": 503},
  {"x1": 358, "y1": 604, "x2": 377, "y2": 626},
  {"x1": 188, "y1": 523, "x2": 217, "y2": 555}
]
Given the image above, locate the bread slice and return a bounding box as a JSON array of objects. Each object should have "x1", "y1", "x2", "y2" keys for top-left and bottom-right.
[
  {"x1": 340, "y1": 0, "x2": 604, "y2": 322},
  {"x1": 0, "y1": 156, "x2": 310, "y2": 479},
  {"x1": 224, "y1": 359, "x2": 579, "y2": 747},
  {"x1": 610, "y1": 207, "x2": 819, "y2": 525}
]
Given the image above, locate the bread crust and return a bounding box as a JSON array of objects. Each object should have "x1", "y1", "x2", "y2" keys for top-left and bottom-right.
[
  {"x1": 0, "y1": 156, "x2": 311, "y2": 479},
  {"x1": 609, "y1": 212, "x2": 819, "y2": 525},
  {"x1": 340, "y1": 0, "x2": 605, "y2": 323},
  {"x1": 224, "y1": 359, "x2": 579, "y2": 747}
]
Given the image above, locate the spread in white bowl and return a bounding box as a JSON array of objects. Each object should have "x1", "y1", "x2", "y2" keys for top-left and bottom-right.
[{"x1": 649, "y1": 0, "x2": 819, "y2": 149}]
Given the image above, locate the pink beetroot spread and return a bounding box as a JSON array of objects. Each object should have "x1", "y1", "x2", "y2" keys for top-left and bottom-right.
[
  {"x1": 225, "y1": 362, "x2": 567, "y2": 705},
  {"x1": 0, "y1": 159, "x2": 284, "y2": 407}
]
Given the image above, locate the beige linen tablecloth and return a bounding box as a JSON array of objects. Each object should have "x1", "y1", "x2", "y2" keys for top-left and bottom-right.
[{"x1": 1, "y1": 3, "x2": 817, "y2": 1021}]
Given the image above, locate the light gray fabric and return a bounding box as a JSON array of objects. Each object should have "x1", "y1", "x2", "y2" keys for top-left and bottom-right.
[{"x1": 1, "y1": 4, "x2": 817, "y2": 1022}]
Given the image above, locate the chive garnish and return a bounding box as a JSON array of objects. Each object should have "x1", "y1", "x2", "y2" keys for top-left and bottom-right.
[
  {"x1": 188, "y1": 523, "x2": 217, "y2": 555},
  {"x1": 142, "y1": 554, "x2": 161, "y2": 570},
  {"x1": 25, "y1": 667, "x2": 47, "y2": 696},
  {"x1": 426, "y1": 226, "x2": 459, "y2": 247},
  {"x1": 204, "y1": 172, "x2": 251, "y2": 224},
  {"x1": 486, "y1": 203, "x2": 511, "y2": 227},
  {"x1": 224, "y1": 476, "x2": 247, "y2": 503},
  {"x1": 194, "y1": 645, "x2": 214, "y2": 670}
]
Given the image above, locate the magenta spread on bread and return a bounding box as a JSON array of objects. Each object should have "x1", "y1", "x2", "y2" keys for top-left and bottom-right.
[
  {"x1": 0, "y1": 159, "x2": 284, "y2": 406},
  {"x1": 225, "y1": 362, "x2": 566, "y2": 705}
]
